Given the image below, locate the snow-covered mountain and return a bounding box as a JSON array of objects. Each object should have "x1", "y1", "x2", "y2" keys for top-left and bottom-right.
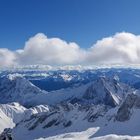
[
  {"x1": 82, "y1": 76, "x2": 131, "y2": 107},
  {"x1": 10, "y1": 92, "x2": 140, "y2": 140},
  {"x1": 0, "y1": 68, "x2": 140, "y2": 140},
  {"x1": 0, "y1": 74, "x2": 48, "y2": 107},
  {"x1": 0, "y1": 74, "x2": 132, "y2": 107}
]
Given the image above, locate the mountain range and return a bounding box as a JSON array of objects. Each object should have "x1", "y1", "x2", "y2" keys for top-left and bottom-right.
[{"x1": 0, "y1": 68, "x2": 140, "y2": 140}]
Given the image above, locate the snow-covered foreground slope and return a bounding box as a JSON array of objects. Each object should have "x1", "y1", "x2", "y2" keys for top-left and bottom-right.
[
  {"x1": 37, "y1": 133, "x2": 140, "y2": 140},
  {"x1": 12, "y1": 105, "x2": 140, "y2": 140},
  {"x1": 0, "y1": 102, "x2": 49, "y2": 136},
  {"x1": 10, "y1": 92, "x2": 140, "y2": 140},
  {"x1": 11, "y1": 104, "x2": 104, "y2": 139}
]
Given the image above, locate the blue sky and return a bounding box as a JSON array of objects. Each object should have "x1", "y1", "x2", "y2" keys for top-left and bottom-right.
[{"x1": 1, "y1": 0, "x2": 140, "y2": 50}]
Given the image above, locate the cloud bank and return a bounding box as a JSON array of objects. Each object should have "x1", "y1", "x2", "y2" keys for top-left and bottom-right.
[{"x1": 1, "y1": 32, "x2": 140, "y2": 67}]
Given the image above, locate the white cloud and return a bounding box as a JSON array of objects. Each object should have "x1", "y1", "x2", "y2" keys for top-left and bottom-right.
[
  {"x1": 0, "y1": 48, "x2": 16, "y2": 67},
  {"x1": 16, "y1": 33, "x2": 86, "y2": 65},
  {"x1": 87, "y1": 32, "x2": 140, "y2": 65},
  {"x1": 1, "y1": 32, "x2": 140, "y2": 68}
]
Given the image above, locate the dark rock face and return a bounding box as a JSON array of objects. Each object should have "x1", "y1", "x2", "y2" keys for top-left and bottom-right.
[
  {"x1": 134, "y1": 96, "x2": 140, "y2": 108},
  {"x1": 84, "y1": 105, "x2": 107, "y2": 122},
  {"x1": 82, "y1": 77, "x2": 127, "y2": 107},
  {"x1": 0, "y1": 128, "x2": 13, "y2": 140},
  {"x1": 83, "y1": 85, "x2": 96, "y2": 100},
  {"x1": 43, "y1": 119, "x2": 58, "y2": 128},
  {"x1": 63, "y1": 120, "x2": 72, "y2": 127},
  {"x1": 104, "y1": 88, "x2": 117, "y2": 107},
  {"x1": 116, "y1": 94, "x2": 138, "y2": 122},
  {"x1": 69, "y1": 97, "x2": 82, "y2": 104},
  {"x1": 28, "y1": 111, "x2": 59, "y2": 130}
]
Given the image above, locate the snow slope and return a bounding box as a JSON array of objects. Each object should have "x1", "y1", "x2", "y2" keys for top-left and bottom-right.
[
  {"x1": 0, "y1": 102, "x2": 50, "y2": 135},
  {"x1": 11, "y1": 92, "x2": 140, "y2": 140},
  {"x1": 12, "y1": 103, "x2": 106, "y2": 140},
  {"x1": 0, "y1": 102, "x2": 26, "y2": 133},
  {"x1": 36, "y1": 133, "x2": 140, "y2": 140}
]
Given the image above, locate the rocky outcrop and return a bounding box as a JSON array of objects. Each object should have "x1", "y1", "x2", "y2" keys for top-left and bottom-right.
[
  {"x1": 83, "y1": 77, "x2": 130, "y2": 107},
  {"x1": 0, "y1": 128, "x2": 13, "y2": 140},
  {"x1": 116, "y1": 93, "x2": 140, "y2": 122}
]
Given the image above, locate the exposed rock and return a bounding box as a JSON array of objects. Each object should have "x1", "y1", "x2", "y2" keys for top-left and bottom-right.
[
  {"x1": 83, "y1": 77, "x2": 129, "y2": 107},
  {"x1": 116, "y1": 94, "x2": 137, "y2": 122},
  {"x1": 63, "y1": 120, "x2": 72, "y2": 127},
  {"x1": 0, "y1": 128, "x2": 13, "y2": 140},
  {"x1": 43, "y1": 119, "x2": 58, "y2": 128}
]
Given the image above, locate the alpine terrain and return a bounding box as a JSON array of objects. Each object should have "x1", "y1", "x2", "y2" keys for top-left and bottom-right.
[{"x1": 0, "y1": 68, "x2": 140, "y2": 140}]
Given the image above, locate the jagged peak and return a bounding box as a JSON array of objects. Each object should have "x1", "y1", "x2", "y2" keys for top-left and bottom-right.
[{"x1": 82, "y1": 76, "x2": 130, "y2": 107}]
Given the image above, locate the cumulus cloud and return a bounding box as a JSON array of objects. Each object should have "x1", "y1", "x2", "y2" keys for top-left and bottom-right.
[
  {"x1": 1, "y1": 32, "x2": 140, "y2": 67},
  {"x1": 87, "y1": 32, "x2": 140, "y2": 65},
  {"x1": 16, "y1": 33, "x2": 86, "y2": 65},
  {"x1": 0, "y1": 48, "x2": 16, "y2": 67}
]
